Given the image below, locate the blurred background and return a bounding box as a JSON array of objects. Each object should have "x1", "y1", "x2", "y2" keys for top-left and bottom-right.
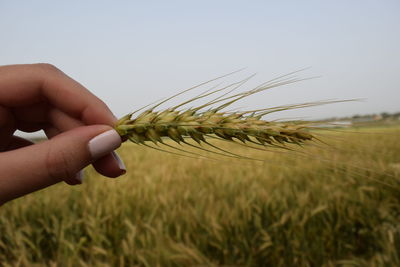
[
  {"x1": 2, "y1": 2, "x2": 400, "y2": 266},
  {"x1": 1, "y1": 0, "x2": 399, "y2": 136}
]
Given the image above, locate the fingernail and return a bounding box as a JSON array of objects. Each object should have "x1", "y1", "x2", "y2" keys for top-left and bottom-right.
[
  {"x1": 88, "y1": 129, "x2": 121, "y2": 160},
  {"x1": 112, "y1": 151, "x2": 126, "y2": 173},
  {"x1": 74, "y1": 170, "x2": 84, "y2": 183}
]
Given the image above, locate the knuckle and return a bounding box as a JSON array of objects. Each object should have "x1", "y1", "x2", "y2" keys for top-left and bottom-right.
[
  {"x1": 99, "y1": 101, "x2": 113, "y2": 114},
  {"x1": 34, "y1": 63, "x2": 61, "y2": 73},
  {"x1": 44, "y1": 144, "x2": 75, "y2": 181}
]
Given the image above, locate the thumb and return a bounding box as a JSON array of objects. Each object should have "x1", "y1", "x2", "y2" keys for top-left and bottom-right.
[{"x1": 0, "y1": 125, "x2": 122, "y2": 204}]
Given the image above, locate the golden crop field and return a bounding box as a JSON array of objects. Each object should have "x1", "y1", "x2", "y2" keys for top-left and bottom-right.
[{"x1": 1, "y1": 126, "x2": 400, "y2": 267}]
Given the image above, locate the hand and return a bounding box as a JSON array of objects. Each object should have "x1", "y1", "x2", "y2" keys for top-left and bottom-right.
[{"x1": 0, "y1": 64, "x2": 126, "y2": 205}]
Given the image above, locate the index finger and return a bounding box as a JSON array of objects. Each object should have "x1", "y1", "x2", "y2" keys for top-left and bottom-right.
[{"x1": 0, "y1": 63, "x2": 116, "y2": 126}]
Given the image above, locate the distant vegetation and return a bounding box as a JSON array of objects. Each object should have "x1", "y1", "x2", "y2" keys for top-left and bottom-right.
[{"x1": 323, "y1": 111, "x2": 400, "y2": 124}]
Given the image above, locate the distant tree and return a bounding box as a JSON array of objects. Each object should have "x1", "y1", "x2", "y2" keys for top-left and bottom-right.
[{"x1": 381, "y1": 112, "x2": 390, "y2": 119}]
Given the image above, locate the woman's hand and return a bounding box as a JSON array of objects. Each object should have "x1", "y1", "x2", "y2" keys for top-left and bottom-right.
[{"x1": 0, "y1": 64, "x2": 126, "y2": 205}]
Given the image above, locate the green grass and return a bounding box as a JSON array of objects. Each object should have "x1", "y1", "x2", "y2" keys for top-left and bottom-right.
[{"x1": 1, "y1": 127, "x2": 400, "y2": 266}]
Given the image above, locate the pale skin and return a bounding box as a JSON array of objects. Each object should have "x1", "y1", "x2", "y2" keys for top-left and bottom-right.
[{"x1": 0, "y1": 64, "x2": 125, "y2": 205}]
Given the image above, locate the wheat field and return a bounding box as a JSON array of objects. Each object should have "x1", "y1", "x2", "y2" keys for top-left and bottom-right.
[{"x1": 1, "y1": 126, "x2": 400, "y2": 266}]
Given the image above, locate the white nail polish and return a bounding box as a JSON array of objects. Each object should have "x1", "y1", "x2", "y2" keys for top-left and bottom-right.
[
  {"x1": 75, "y1": 170, "x2": 84, "y2": 183},
  {"x1": 112, "y1": 151, "x2": 126, "y2": 171},
  {"x1": 88, "y1": 130, "x2": 121, "y2": 160}
]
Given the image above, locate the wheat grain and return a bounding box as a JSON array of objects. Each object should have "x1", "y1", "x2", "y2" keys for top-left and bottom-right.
[{"x1": 115, "y1": 109, "x2": 313, "y2": 147}]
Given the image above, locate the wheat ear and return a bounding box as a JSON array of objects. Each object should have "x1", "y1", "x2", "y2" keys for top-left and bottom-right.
[{"x1": 113, "y1": 71, "x2": 336, "y2": 158}]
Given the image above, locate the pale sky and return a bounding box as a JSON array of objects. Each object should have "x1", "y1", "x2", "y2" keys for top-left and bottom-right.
[{"x1": 1, "y1": 1, "x2": 399, "y2": 127}]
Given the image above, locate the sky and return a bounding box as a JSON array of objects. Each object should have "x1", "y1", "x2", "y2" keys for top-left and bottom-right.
[{"x1": 1, "y1": 1, "x2": 399, "y2": 131}]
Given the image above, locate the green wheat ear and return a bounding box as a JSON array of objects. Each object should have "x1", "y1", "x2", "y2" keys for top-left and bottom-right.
[{"x1": 115, "y1": 71, "x2": 349, "y2": 159}]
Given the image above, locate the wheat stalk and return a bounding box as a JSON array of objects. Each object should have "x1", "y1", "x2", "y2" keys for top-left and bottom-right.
[{"x1": 115, "y1": 71, "x2": 337, "y2": 158}]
